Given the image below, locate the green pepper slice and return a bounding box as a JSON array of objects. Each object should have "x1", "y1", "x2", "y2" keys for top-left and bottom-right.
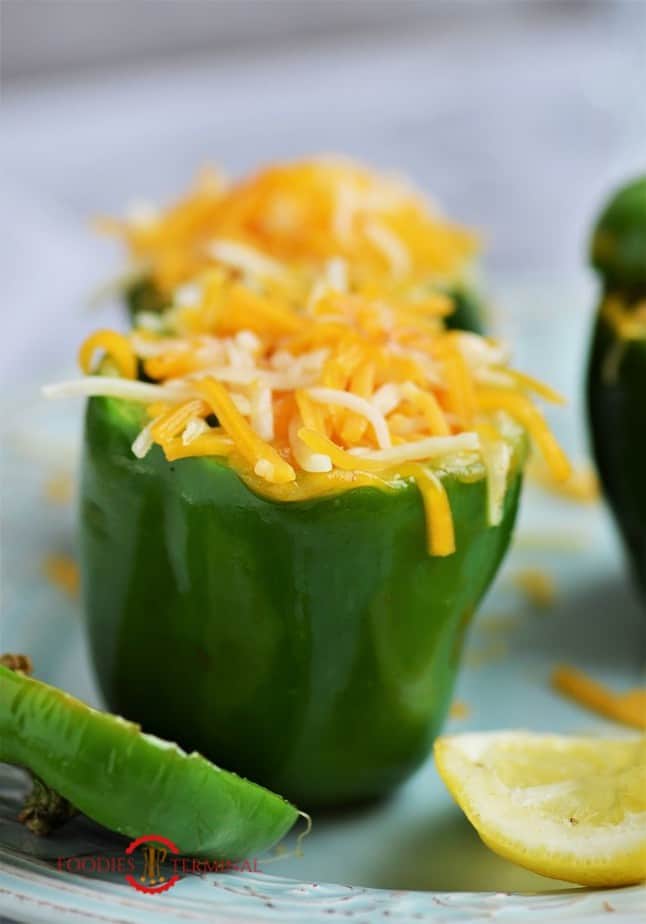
[
  {"x1": 81, "y1": 394, "x2": 525, "y2": 807},
  {"x1": 0, "y1": 663, "x2": 298, "y2": 857},
  {"x1": 586, "y1": 176, "x2": 646, "y2": 597}
]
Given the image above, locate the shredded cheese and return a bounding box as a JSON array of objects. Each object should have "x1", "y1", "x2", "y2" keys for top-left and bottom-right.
[
  {"x1": 50, "y1": 157, "x2": 572, "y2": 557},
  {"x1": 477, "y1": 423, "x2": 512, "y2": 525},
  {"x1": 150, "y1": 399, "x2": 209, "y2": 444},
  {"x1": 195, "y1": 378, "x2": 295, "y2": 485},
  {"x1": 43, "y1": 553, "x2": 80, "y2": 599},
  {"x1": 529, "y1": 458, "x2": 600, "y2": 504},
  {"x1": 496, "y1": 368, "x2": 566, "y2": 405},
  {"x1": 371, "y1": 384, "x2": 402, "y2": 416},
  {"x1": 325, "y1": 258, "x2": 348, "y2": 292},
  {"x1": 552, "y1": 665, "x2": 646, "y2": 731},
  {"x1": 364, "y1": 221, "x2": 411, "y2": 278},
  {"x1": 306, "y1": 387, "x2": 391, "y2": 449},
  {"x1": 100, "y1": 156, "x2": 479, "y2": 299},
  {"x1": 163, "y1": 432, "x2": 233, "y2": 461},
  {"x1": 449, "y1": 699, "x2": 471, "y2": 720},
  {"x1": 349, "y1": 432, "x2": 479, "y2": 464},
  {"x1": 440, "y1": 343, "x2": 476, "y2": 427},
  {"x1": 132, "y1": 422, "x2": 154, "y2": 459},
  {"x1": 44, "y1": 471, "x2": 74, "y2": 505},
  {"x1": 512, "y1": 568, "x2": 557, "y2": 609},
  {"x1": 207, "y1": 239, "x2": 286, "y2": 280},
  {"x1": 402, "y1": 382, "x2": 450, "y2": 436},
  {"x1": 602, "y1": 296, "x2": 646, "y2": 343},
  {"x1": 407, "y1": 463, "x2": 455, "y2": 556},
  {"x1": 182, "y1": 417, "x2": 210, "y2": 445},
  {"x1": 43, "y1": 377, "x2": 193, "y2": 403},
  {"x1": 78, "y1": 330, "x2": 137, "y2": 380},
  {"x1": 477, "y1": 388, "x2": 571, "y2": 483},
  {"x1": 297, "y1": 428, "x2": 395, "y2": 472},
  {"x1": 288, "y1": 417, "x2": 332, "y2": 473},
  {"x1": 249, "y1": 382, "x2": 274, "y2": 442}
]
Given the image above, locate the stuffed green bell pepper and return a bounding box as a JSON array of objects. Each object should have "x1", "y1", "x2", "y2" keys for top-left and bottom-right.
[
  {"x1": 44, "y1": 158, "x2": 570, "y2": 808},
  {"x1": 47, "y1": 311, "x2": 568, "y2": 809},
  {"x1": 79, "y1": 391, "x2": 527, "y2": 807},
  {"x1": 587, "y1": 176, "x2": 646, "y2": 597}
]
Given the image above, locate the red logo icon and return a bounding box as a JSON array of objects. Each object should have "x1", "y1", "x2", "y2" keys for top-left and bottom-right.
[{"x1": 124, "y1": 834, "x2": 180, "y2": 894}]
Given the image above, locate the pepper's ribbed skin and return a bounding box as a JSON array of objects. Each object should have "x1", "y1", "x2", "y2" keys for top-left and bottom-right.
[
  {"x1": 0, "y1": 665, "x2": 297, "y2": 857},
  {"x1": 82, "y1": 395, "x2": 524, "y2": 807},
  {"x1": 586, "y1": 176, "x2": 646, "y2": 599}
]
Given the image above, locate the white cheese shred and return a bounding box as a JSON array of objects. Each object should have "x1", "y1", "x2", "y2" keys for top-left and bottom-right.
[
  {"x1": 207, "y1": 239, "x2": 286, "y2": 280},
  {"x1": 250, "y1": 384, "x2": 274, "y2": 441},
  {"x1": 42, "y1": 377, "x2": 192, "y2": 403},
  {"x1": 131, "y1": 423, "x2": 154, "y2": 459},
  {"x1": 182, "y1": 418, "x2": 209, "y2": 446},
  {"x1": 349, "y1": 432, "x2": 479, "y2": 464},
  {"x1": 288, "y1": 417, "x2": 332, "y2": 473},
  {"x1": 306, "y1": 387, "x2": 392, "y2": 449}
]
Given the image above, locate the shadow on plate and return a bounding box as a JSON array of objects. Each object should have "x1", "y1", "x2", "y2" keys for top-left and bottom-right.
[
  {"x1": 507, "y1": 574, "x2": 644, "y2": 673},
  {"x1": 368, "y1": 806, "x2": 574, "y2": 893}
]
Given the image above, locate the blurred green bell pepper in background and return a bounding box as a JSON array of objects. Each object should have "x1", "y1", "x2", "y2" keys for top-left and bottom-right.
[
  {"x1": 587, "y1": 176, "x2": 646, "y2": 598},
  {"x1": 445, "y1": 285, "x2": 485, "y2": 334},
  {"x1": 82, "y1": 395, "x2": 524, "y2": 807}
]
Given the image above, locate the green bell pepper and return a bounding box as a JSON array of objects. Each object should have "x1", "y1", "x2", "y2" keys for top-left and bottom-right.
[
  {"x1": 81, "y1": 394, "x2": 524, "y2": 807},
  {"x1": 0, "y1": 663, "x2": 298, "y2": 857},
  {"x1": 586, "y1": 176, "x2": 646, "y2": 597},
  {"x1": 590, "y1": 177, "x2": 646, "y2": 292}
]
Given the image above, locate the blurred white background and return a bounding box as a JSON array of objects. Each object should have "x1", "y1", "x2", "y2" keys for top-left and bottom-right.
[{"x1": 2, "y1": 0, "x2": 645, "y2": 382}]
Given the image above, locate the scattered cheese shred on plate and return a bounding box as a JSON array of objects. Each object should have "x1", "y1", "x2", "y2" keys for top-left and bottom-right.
[
  {"x1": 552, "y1": 665, "x2": 646, "y2": 730},
  {"x1": 43, "y1": 554, "x2": 80, "y2": 599},
  {"x1": 44, "y1": 472, "x2": 74, "y2": 505},
  {"x1": 512, "y1": 568, "x2": 557, "y2": 609},
  {"x1": 449, "y1": 699, "x2": 471, "y2": 720},
  {"x1": 528, "y1": 457, "x2": 600, "y2": 504}
]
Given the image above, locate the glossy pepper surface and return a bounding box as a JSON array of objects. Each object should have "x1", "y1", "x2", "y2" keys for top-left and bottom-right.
[
  {"x1": 587, "y1": 176, "x2": 646, "y2": 597},
  {"x1": 0, "y1": 664, "x2": 298, "y2": 857},
  {"x1": 82, "y1": 394, "x2": 524, "y2": 807}
]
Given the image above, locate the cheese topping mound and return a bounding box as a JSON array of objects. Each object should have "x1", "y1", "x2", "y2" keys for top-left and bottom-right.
[
  {"x1": 50, "y1": 264, "x2": 569, "y2": 556},
  {"x1": 97, "y1": 156, "x2": 478, "y2": 305},
  {"x1": 48, "y1": 158, "x2": 571, "y2": 557}
]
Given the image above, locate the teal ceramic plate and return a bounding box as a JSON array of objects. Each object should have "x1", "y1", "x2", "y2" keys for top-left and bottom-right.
[{"x1": 1, "y1": 277, "x2": 645, "y2": 922}]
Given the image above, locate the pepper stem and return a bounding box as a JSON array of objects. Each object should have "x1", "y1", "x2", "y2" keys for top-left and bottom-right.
[
  {"x1": 18, "y1": 776, "x2": 78, "y2": 836},
  {"x1": 0, "y1": 653, "x2": 33, "y2": 675}
]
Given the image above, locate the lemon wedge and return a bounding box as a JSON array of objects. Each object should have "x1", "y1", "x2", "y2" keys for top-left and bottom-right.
[{"x1": 434, "y1": 731, "x2": 646, "y2": 887}]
